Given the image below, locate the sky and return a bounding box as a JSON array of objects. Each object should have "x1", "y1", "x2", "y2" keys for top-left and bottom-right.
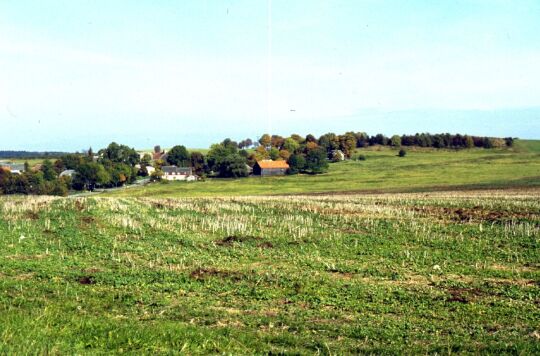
[{"x1": 0, "y1": 0, "x2": 539, "y2": 151}]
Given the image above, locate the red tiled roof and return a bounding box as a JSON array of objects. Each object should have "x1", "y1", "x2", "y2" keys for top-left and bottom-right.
[{"x1": 257, "y1": 160, "x2": 289, "y2": 169}]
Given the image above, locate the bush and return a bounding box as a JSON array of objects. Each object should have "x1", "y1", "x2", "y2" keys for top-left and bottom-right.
[
  {"x1": 357, "y1": 154, "x2": 366, "y2": 161},
  {"x1": 398, "y1": 149, "x2": 407, "y2": 157}
]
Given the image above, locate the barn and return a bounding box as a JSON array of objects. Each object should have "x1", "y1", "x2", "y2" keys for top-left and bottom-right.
[{"x1": 253, "y1": 160, "x2": 289, "y2": 176}]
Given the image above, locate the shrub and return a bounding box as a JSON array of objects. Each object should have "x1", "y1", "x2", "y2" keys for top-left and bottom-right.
[
  {"x1": 357, "y1": 154, "x2": 366, "y2": 161},
  {"x1": 398, "y1": 149, "x2": 407, "y2": 157}
]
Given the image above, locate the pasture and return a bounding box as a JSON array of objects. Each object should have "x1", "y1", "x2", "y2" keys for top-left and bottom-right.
[{"x1": 0, "y1": 191, "x2": 538, "y2": 353}]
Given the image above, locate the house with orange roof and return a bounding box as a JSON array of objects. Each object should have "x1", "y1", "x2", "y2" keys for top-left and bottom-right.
[{"x1": 253, "y1": 160, "x2": 289, "y2": 176}]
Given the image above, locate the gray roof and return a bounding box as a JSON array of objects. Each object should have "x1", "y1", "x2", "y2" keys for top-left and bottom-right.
[{"x1": 162, "y1": 166, "x2": 192, "y2": 174}]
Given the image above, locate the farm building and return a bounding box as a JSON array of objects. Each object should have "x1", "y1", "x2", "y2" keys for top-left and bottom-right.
[
  {"x1": 162, "y1": 166, "x2": 198, "y2": 181},
  {"x1": 59, "y1": 169, "x2": 76, "y2": 178},
  {"x1": 253, "y1": 160, "x2": 289, "y2": 176},
  {"x1": 331, "y1": 150, "x2": 345, "y2": 161}
]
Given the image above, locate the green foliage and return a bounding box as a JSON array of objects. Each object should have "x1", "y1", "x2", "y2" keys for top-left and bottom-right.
[
  {"x1": 167, "y1": 145, "x2": 190, "y2": 167},
  {"x1": 269, "y1": 147, "x2": 280, "y2": 160},
  {"x1": 398, "y1": 149, "x2": 407, "y2": 157},
  {"x1": 207, "y1": 139, "x2": 244, "y2": 176},
  {"x1": 283, "y1": 138, "x2": 300, "y2": 153},
  {"x1": 73, "y1": 162, "x2": 111, "y2": 191},
  {"x1": 41, "y1": 159, "x2": 57, "y2": 181},
  {"x1": 287, "y1": 154, "x2": 306, "y2": 175},
  {"x1": 305, "y1": 147, "x2": 329, "y2": 174},
  {"x1": 141, "y1": 153, "x2": 152, "y2": 166},
  {"x1": 391, "y1": 135, "x2": 402, "y2": 147},
  {"x1": 99, "y1": 142, "x2": 139, "y2": 166},
  {"x1": 150, "y1": 169, "x2": 164, "y2": 182},
  {"x1": 216, "y1": 154, "x2": 248, "y2": 178},
  {"x1": 190, "y1": 151, "x2": 206, "y2": 176}
]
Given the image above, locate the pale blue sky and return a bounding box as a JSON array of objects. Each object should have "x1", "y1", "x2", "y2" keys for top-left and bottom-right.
[{"x1": 1, "y1": 0, "x2": 539, "y2": 150}]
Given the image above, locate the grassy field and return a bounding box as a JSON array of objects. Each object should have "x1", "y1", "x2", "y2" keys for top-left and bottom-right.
[
  {"x1": 0, "y1": 191, "x2": 538, "y2": 353},
  {"x1": 106, "y1": 143, "x2": 540, "y2": 198}
]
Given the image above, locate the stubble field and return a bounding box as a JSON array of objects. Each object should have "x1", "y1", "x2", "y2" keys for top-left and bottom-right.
[{"x1": 0, "y1": 190, "x2": 539, "y2": 353}]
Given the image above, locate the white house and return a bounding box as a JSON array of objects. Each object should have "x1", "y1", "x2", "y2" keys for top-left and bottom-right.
[{"x1": 161, "y1": 166, "x2": 198, "y2": 181}]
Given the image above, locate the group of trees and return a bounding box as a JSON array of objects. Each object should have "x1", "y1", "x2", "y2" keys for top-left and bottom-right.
[
  {"x1": 234, "y1": 132, "x2": 514, "y2": 159},
  {"x1": 0, "y1": 142, "x2": 142, "y2": 196},
  {"x1": 0, "y1": 164, "x2": 70, "y2": 196}
]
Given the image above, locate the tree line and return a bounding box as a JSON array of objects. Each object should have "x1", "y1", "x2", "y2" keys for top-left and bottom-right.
[{"x1": 0, "y1": 151, "x2": 67, "y2": 159}]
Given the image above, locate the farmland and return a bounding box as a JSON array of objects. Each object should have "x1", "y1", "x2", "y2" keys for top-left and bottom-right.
[{"x1": 0, "y1": 190, "x2": 539, "y2": 353}]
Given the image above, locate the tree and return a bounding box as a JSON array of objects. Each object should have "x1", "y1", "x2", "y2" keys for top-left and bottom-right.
[
  {"x1": 238, "y1": 138, "x2": 253, "y2": 149},
  {"x1": 216, "y1": 154, "x2": 248, "y2": 178},
  {"x1": 319, "y1": 133, "x2": 340, "y2": 152},
  {"x1": 207, "y1": 139, "x2": 239, "y2": 173},
  {"x1": 279, "y1": 149, "x2": 291, "y2": 161},
  {"x1": 354, "y1": 132, "x2": 369, "y2": 147},
  {"x1": 339, "y1": 133, "x2": 357, "y2": 157},
  {"x1": 465, "y1": 135, "x2": 474, "y2": 149},
  {"x1": 41, "y1": 159, "x2": 57, "y2": 181},
  {"x1": 73, "y1": 162, "x2": 110, "y2": 191},
  {"x1": 283, "y1": 138, "x2": 300, "y2": 153},
  {"x1": 390, "y1": 135, "x2": 402, "y2": 147},
  {"x1": 150, "y1": 169, "x2": 164, "y2": 182},
  {"x1": 271, "y1": 135, "x2": 285, "y2": 149},
  {"x1": 305, "y1": 134, "x2": 317, "y2": 143},
  {"x1": 99, "y1": 142, "x2": 139, "y2": 166},
  {"x1": 269, "y1": 147, "x2": 280, "y2": 160},
  {"x1": 141, "y1": 153, "x2": 152, "y2": 166},
  {"x1": 259, "y1": 134, "x2": 271, "y2": 148},
  {"x1": 109, "y1": 163, "x2": 134, "y2": 187},
  {"x1": 287, "y1": 154, "x2": 306, "y2": 174},
  {"x1": 167, "y1": 145, "x2": 189, "y2": 167},
  {"x1": 190, "y1": 151, "x2": 206, "y2": 176},
  {"x1": 254, "y1": 145, "x2": 269, "y2": 160},
  {"x1": 290, "y1": 134, "x2": 305, "y2": 144},
  {"x1": 305, "y1": 147, "x2": 329, "y2": 174}
]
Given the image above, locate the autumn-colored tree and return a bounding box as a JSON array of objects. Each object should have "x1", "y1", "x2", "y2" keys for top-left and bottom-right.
[
  {"x1": 338, "y1": 133, "x2": 357, "y2": 157},
  {"x1": 278, "y1": 149, "x2": 291, "y2": 161},
  {"x1": 290, "y1": 134, "x2": 305, "y2": 144},
  {"x1": 258, "y1": 134, "x2": 271, "y2": 147},
  {"x1": 271, "y1": 135, "x2": 285, "y2": 149},
  {"x1": 254, "y1": 146, "x2": 269, "y2": 160}
]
